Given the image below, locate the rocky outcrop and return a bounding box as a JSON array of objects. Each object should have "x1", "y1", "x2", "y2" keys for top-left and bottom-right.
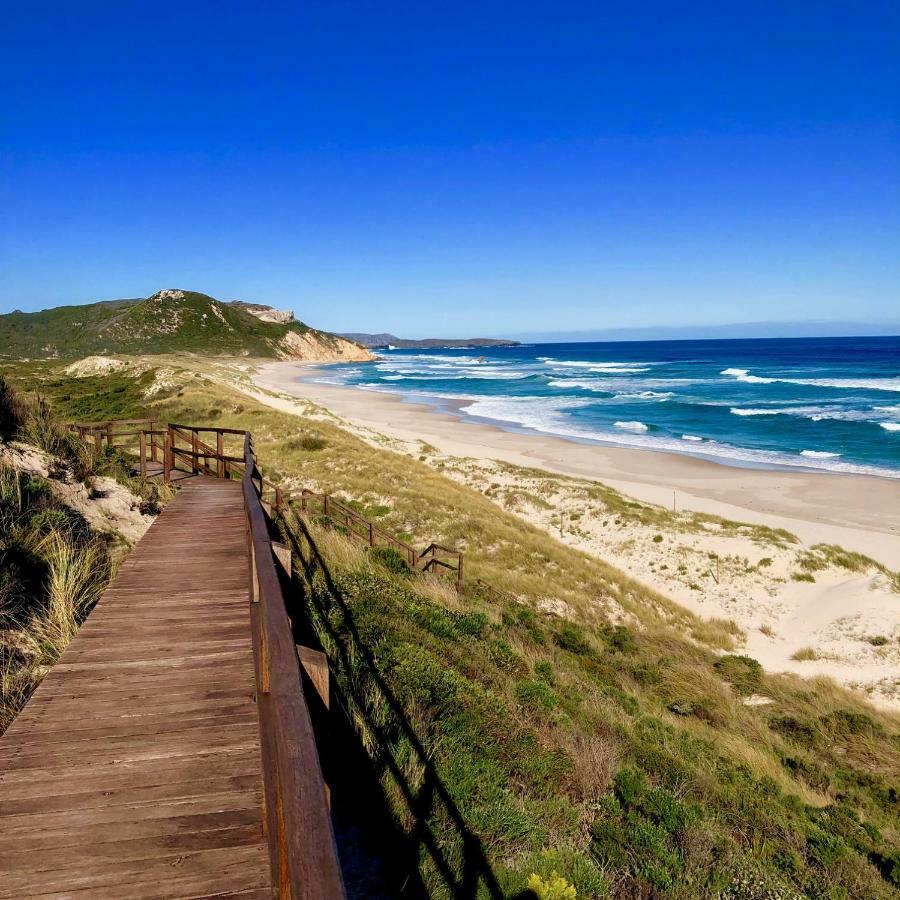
[
  {"x1": 277, "y1": 330, "x2": 374, "y2": 362},
  {"x1": 229, "y1": 301, "x2": 295, "y2": 324}
]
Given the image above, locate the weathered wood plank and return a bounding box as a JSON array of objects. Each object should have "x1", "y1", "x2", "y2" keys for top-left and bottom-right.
[{"x1": 0, "y1": 479, "x2": 272, "y2": 896}]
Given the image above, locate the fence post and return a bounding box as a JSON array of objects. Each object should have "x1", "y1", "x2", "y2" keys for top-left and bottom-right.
[
  {"x1": 139, "y1": 431, "x2": 147, "y2": 479},
  {"x1": 106, "y1": 422, "x2": 113, "y2": 448},
  {"x1": 217, "y1": 431, "x2": 225, "y2": 478},
  {"x1": 191, "y1": 430, "x2": 199, "y2": 474},
  {"x1": 368, "y1": 522, "x2": 374, "y2": 547},
  {"x1": 150, "y1": 424, "x2": 158, "y2": 463},
  {"x1": 457, "y1": 553, "x2": 464, "y2": 590},
  {"x1": 275, "y1": 487, "x2": 283, "y2": 516},
  {"x1": 323, "y1": 494, "x2": 329, "y2": 516},
  {"x1": 167, "y1": 427, "x2": 176, "y2": 478},
  {"x1": 163, "y1": 432, "x2": 171, "y2": 483}
]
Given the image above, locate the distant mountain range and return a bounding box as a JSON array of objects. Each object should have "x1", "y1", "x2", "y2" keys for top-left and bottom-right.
[
  {"x1": 341, "y1": 332, "x2": 519, "y2": 349},
  {"x1": 0, "y1": 290, "x2": 373, "y2": 362}
]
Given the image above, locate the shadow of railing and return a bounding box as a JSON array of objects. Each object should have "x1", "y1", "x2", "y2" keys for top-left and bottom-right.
[{"x1": 281, "y1": 516, "x2": 535, "y2": 900}]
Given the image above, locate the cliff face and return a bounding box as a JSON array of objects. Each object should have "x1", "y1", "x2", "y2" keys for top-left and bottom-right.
[
  {"x1": 277, "y1": 330, "x2": 374, "y2": 362},
  {"x1": 228, "y1": 300, "x2": 295, "y2": 325}
]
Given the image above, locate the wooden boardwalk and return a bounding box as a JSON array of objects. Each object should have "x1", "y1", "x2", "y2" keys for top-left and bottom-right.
[{"x1": 0, "y1": 477, "x2": 273, "y2": 898}]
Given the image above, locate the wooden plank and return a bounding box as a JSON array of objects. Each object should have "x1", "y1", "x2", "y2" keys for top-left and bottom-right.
[{"x1": 0, "y1": 478, "x2": 273, "y2": 896}]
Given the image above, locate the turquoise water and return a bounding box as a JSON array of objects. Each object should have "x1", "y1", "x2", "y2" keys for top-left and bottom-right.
[{"x1": 309, "y1": 336, "x2": 900, "y2": 478}]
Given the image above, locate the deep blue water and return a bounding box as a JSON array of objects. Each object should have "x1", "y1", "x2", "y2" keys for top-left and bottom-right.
[{"x1": 311, "y1": 336, "x2": 900, "y2": 478}]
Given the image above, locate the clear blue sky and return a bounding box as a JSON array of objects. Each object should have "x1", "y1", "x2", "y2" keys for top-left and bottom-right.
[{"x1": 1, "y1": 1, "x2": 897, "y2": 338}]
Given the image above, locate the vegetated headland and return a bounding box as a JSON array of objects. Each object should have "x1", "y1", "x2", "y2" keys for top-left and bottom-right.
[{"x1": 1, "y1": 291, "x2": 899, "y2": 897}]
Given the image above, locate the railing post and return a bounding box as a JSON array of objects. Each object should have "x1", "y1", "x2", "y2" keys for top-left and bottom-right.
[
  {"x1": 191, "y1": 430, "x2": 199, "y2": 474},
  {"x1": 457, "y1": 553, "x2": 464, "y2": 590},
  {"x1": 106, "y1": 422, "x2": 113, "y2": 448},
  {"x1": 167, "y1": 427, "x2": 176, "y2": 479},
  {"x1": 217, "y1": 431, "x2": 225, "y2": 478},
  {"x1": 368, "y1": 522, "x2": 374, "y2": 547},
  {"x1": 150, "y1": 424, "x2": 158, "y2": 463},
  {"x1": 94, "y1": 431, "x2": 102, "y2": 454},
  {"x1": 163, "y1": 431, "x2": 171, "y2": 483},
  {"x1": 275, "y1": 487, "x2": 283, "y2": 516},
  {"x1": 139, "y1": 431, "x2": 147, "y2": 479},
  {"x1": 323, "y1": 494, "x2": 329, "y2": 516}
]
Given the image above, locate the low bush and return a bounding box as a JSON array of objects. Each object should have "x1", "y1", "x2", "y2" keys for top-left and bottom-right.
[
  {"x1": 713, "y1": 654, "x2": 763, "y2": 696},
  {"x1": 368, "y1": 545, "x2": 412, "y2": 576}
]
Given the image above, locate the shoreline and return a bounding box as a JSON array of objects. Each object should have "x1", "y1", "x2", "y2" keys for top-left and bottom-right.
[{"x1": 253, "y1": 361, "x2": 900, "y2": 570}]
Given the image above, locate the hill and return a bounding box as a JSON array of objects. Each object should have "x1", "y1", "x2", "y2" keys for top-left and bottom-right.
[
  {"x1": 341, "y1": 331, "x2": 519, "y2": 349},
  {"x1": 0, "y1": 289, "x2": 373, "y2": 362}
]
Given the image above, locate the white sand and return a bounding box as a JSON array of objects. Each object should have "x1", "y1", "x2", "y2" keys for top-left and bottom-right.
[{"x1": 246, "y1": 361, "x2": 900, "y2": 706}]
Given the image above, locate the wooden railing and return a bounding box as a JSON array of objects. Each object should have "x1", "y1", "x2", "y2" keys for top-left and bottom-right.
[
  {"x1": 243, "y1": 432, "x2": 345, "y2": 899},
  {"x1": 297, "y1": 490, "x2": 464, "y2": 588}
]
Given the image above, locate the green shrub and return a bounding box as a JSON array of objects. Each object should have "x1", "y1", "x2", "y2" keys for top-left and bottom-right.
[
  {"x1": 713, "y1": 654, "x2": 763, "y2": 696},
  {"x1": 368, "y1": 546, "x2": 411, "y2": 576},
  {"x1": 606, "y1": 625, "x2": 637, "y2": 654},
  {"x1": 553, "y1": 623, "x2": 591, "y2": 655},
  {"x1": 535, "y1": 660, "x2": 555, "y2": 684},
  {"x1": 515, "y1": 678, "x2": 558, "y2": 712},
  {"x1": 525, "y1": 872, "x2": 577, "y2": 900},
  {"x1": 313, "y1": 514, "x2": 349, "y2": 536},
  {"x1": 769, "y1": 716, "x2": 818, "y2": 748},
  {"x1": 821, "y1": 708, "x2": 882, "y2": 738},
  {"x1": 0, "y1": 376, "x2": 26, "y2": 441}
]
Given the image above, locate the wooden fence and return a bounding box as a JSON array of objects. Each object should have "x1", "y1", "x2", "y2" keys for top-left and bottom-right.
[{"x1": 296, "y1": 490, "x2": 463, "y2": 588}]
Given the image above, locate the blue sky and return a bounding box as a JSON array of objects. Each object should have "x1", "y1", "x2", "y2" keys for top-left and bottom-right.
[{"x1": 1, "y1": 1, "x2": 897, "y2": 338}]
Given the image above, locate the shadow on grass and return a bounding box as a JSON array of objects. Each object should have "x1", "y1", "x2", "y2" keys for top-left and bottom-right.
[{"x1": 283, "y1": 519, "x2": 537, "y2": 900}]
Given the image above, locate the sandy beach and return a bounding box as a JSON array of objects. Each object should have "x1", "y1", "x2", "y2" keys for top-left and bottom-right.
[
  {"x1": 254, "y1": 361, "x2": 900, "y2": 568},
  {"x1": 248, "y1": 360, "x2": 900, "y2": 706}
]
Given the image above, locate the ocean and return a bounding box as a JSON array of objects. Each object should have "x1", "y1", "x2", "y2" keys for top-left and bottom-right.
[{"x1": 309, "y1": 335, "x2": 900, "y2": 479}]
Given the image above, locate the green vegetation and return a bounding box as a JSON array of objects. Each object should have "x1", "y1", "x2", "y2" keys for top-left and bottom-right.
[
  {"x1": 368, "y1": 546, "x2": 412, "y2": 576},
  {"x1": 0, "y1": 375, "x2": 175, "y2": 731},
  {"x1": 0, "y1": 289, "x2": 357, "y2": 360},
  {"x1": 285, "y1": 518, "x2": 900, "y2": 898},
  {"x1": 3, "y1": 360, "x2": 899, "y2": 898}
]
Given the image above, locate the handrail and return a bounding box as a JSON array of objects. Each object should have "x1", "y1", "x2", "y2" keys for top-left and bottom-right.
[
  {"x1": 69, "y1": 420, "x2": 462, "y2": 586},
  {"x1": 296, "y1": 490, "x2": 463, "y2": 587},
  {"x1": 242, "y1": 433, "x2": 345, "y2": 899}
]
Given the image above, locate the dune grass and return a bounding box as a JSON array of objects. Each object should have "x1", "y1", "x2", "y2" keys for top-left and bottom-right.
[{"x1": 0, "y1": 374, "x2": 155, "y2": 732}]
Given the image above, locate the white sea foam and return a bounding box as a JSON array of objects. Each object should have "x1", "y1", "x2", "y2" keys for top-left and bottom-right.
[
  {"x1": 614, "y1": 391, "x2": 674, "y2": 400},
  {"x1": 542, "y1": 358, "x2": 652, "y2": 374},
  {"x1": 730, "y1": 408, "x2": 778, "y2": 416},
  {"x1": 880, "y1": 423, "x2": 900, "y2": 432},
  {"x1": 614, "y1": 421, "x2": 649, "y2": 433},
  {"x1": 450, "y1": 396, "x2": 899, "y2": 478},
  {"x1": 721, "y1": 368, "x2": 900, "y2": 392},
  {"x1": 681, "y1": 434, "x2": 704, "y2": 442},
  {"x1": 546, "y1": 379, "x2": 614, "y2": 392},
  {"x1": 801, "y1": 450, "x2": 841, "y2": 459}
]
